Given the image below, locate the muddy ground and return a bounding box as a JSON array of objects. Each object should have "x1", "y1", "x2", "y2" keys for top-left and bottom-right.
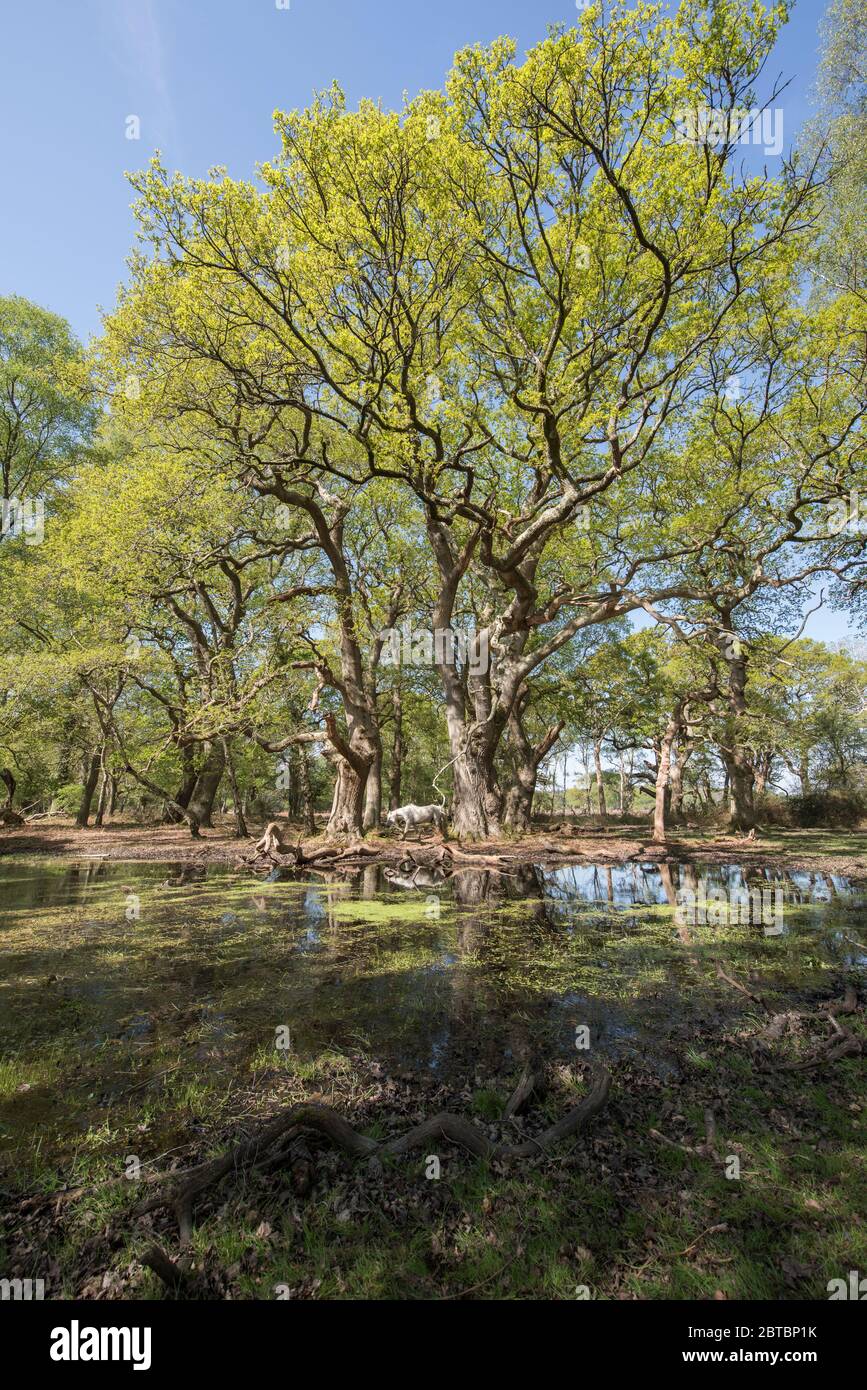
[{"x1": 1, "y1": 816, "x2": 865, "y2": 885}]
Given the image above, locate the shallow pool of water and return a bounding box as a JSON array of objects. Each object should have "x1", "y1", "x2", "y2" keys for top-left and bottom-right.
[{"x1": 1, "y1": 857, "x2": 863, "y2": 1152}]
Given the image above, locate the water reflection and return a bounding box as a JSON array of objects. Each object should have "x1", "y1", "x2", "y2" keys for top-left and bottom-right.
[{"x1": 0, "y1": 856, "x2": 863, "y2": 1133}]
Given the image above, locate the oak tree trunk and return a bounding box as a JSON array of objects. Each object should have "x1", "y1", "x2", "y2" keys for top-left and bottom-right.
[
  {"x1": 719, "y1": 616, "x2": 756, "y2": 832},
  {"x1": 94, "y1": 766, "x2": 109, "y2": 827},
  {"x1": 76, "y1": 750, "x2": 102, "y2": 829},
  {"x1": 502, "y1": 777, "x2": 534, "y2": 833},
  {"x1": 653, "y1": 708, "x2": 683, "y2": 842},
  {"x1": 362, "y1": 748, "x2": 382, "y2": 830},
  {"x1": 389, "y1": 685, "x2": 403, "y2": 811},
  {"x1": 187, "y1": 742, "x2": 226, "y2": 830},
  {"x1": 593, "y1": 738, "x2": 607, "y2": 819},
  {"x1": 327, "y1": 752, "x2": 368, "y2": 835},
  {"x1": 0, "y1": 767, "x2": 15, "y2": 810},
  {"x1": 163, "y1": 745, "x2": 197, "y2": 824},
  {"x1": 669, "y1": 739, "x2": 691, "y2": 823},
  {"x1": 724, "y1": 753, "x2": 756, "y2": 832},
  {"x1": 298, "y1": 748, "x2": 316, "y2": 834},
  {"x1": 501, "y1": 704, "x2": 563, "y2": 834}
]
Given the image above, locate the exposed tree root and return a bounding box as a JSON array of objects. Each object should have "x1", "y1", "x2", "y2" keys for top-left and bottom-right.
[
  {"x1": 819, "y1": 984, "x2": 859, "y2": 1018},
  {"x1": 650, "y1": 1108, "x2": 723, "y2": 1164},
  {"x1": 773, "y1": 1012, "x2": 863, "y2": 1072},
  {"x1": 140, "y1": 1244, "x2": 189, "y2": 1293},
  {"x1": 239, "y1": 823, "x2": 523, "y2": 877},
  {"x1": 738, "y1": 984, "x2": 864, "y2": 1073},
  {"x1": 241, "y1": 822, "x2": 383, "y2": 872},
  {"x1": 244, "y1": 821, "x2": 302, "y2": 864},
  {"x1": 714, "y1": 961, "x2": 772, "y2": 1014},
  {"x1": 502, "y1": 1059, "x2": 539, "y2": 1120},
  {"x1": 135, "y1": 1065, "x2": 611, "y2": 1243}
]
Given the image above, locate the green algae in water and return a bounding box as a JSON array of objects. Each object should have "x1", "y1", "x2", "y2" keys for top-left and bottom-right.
[
  {"x1": 328, "y1": 897, "x2": 452, "y2": 925},
  {"x1": 0, "y1": 856, "x2": 863, "y2": 1171}
]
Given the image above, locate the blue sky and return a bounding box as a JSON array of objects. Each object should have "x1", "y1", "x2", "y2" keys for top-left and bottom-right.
[
  {"x1": 1, "y1": 0, "x2": 850, "y2": 642},
  {"x1": 1, "y1": 0, "x2": 829, "y2": 344}
]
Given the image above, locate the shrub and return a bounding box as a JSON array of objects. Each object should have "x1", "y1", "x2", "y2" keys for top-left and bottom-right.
[
  {"x1": 50, "y1": 782, "x2": 84, "y2": 816},
  {"x1": 786, "y1": 791, "x2": 866, "y2": 828}
]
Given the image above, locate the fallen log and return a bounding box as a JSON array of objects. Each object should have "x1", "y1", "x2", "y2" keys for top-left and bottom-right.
[
  {"x1": 238, "y1": 826, "x2": 522, "y2": 877},
  {"x1": 303, "y1": 842, "x2": 379, "y2": 865}
]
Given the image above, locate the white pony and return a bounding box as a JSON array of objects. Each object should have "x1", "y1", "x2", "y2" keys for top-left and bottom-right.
[{"x1": 384, "y1": 803, "x2": 448, "y2": 839}]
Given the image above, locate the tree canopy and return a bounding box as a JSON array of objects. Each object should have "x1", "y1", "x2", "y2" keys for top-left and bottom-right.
[{"x1": 1, "y1": 0, "x2": 864, "y2": 839}]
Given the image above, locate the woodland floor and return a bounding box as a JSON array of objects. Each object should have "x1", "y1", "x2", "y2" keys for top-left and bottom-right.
[
  {"x1": 3, "y1": 997, "x2": 865, "y2": 1301},
  {"x1": 1, "y1": 816, "x2": 865, "y2": 885},
  {"x1": 1, "y1": 816, "x2": 865, "y2": 1300}
]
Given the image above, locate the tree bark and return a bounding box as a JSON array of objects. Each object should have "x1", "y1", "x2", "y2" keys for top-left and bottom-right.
[
  {"x1": 222, "y1": 738, "x2": 248, "y2": 838},
  {"x1": 754, "y1": 751, "x2": 772, "y2": 799},
  {"x1": 298, "y1": 747, "x2": 316, "y2": 834},
  {"x1": 723, "y1": 753, "x2": 756, "y2": 832},
  {"x1": 187, "y1": 742, "x2": 226, "y2": 829},
  {"x1": 653, "y1": 707, "x2": 683, "y2": 842},
  {"x1": 328, "y1": 754, "x2": 367, "y2": 834},
  {"x1": 324, "y1": 713, "x2": 376, "y2": 836},
  {"x1": 163, "y1": 746, "x2": 197, "y2": 824},
  {"x1": 94, "y1": 762, "x2": 109, "y2": 827},
  {"x1": 422, "y1": 515, "x2": 504, "y2": 838},
  {"x1": 389, "y1": 684, "x2": 403, "y2": 811},
  {"x1": 502, "y1": 702, "x2": 563, "y2": 833},
  {"x1": 593, "y1": 737, "x2": 607, "y2": 819},
  {"x1": 362, "y1": 747, "x2": 382, "y2": 831},
  {"x1": 0, "y1": 767, "x2": 15, "y2": 810},
  {"x1": 502, "y1": 782, "x2": 533, "y2": 833},
  {"x1": 447, "y1": 718, "x2": 501, "y2": 839},
  {"x1": 76, "y1": 750, "x2": 102, "y2": 829},
  {"x1": 669, "y1": 737, "x2": 692, "y2": 823},
  {"x1": 718, "y1": 617, "x2": 756, "y2": 831}
]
